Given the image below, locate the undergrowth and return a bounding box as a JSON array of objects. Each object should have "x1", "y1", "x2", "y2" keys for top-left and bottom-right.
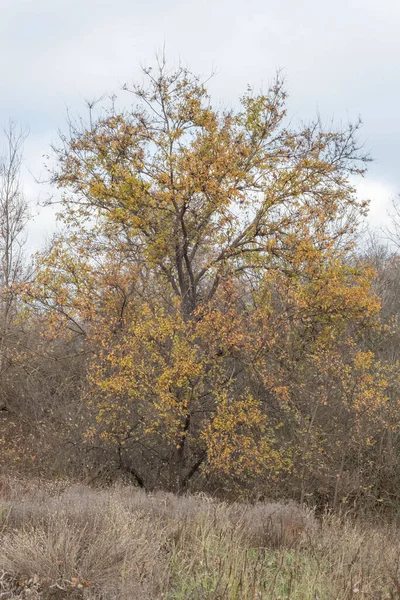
[{"x1": 0, "y1": 477, "x2": 399, "y2": 599}]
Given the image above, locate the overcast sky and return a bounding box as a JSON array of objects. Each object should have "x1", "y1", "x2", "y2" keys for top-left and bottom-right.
[{"x1": 1, "y1": 0, "x2": 399, "y2": 249}]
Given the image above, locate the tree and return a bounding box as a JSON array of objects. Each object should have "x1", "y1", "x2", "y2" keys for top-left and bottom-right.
[
  {"x1": 29, "y1": 59, "x2": 385, "y2": 495},
  {"x1": 0, "y1": 121, "x2": 29, "y2": 412}
]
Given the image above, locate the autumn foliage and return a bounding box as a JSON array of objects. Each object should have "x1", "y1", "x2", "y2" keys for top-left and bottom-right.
[{"x1": 3, "y1": 60, "x2": 397, "y2": 504}]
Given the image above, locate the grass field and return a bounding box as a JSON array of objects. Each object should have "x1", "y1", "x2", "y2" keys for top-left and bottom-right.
[{"x1": 1, "y1": 478, "x2": 400, "y2": 599}]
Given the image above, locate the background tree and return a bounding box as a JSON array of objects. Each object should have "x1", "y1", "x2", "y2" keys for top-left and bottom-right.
[
  {"x1": 0, "y1": 121, "x2": 38, "y2": 471},
  {"x1": 0, "y1": 123, "x2": 92, "y2": 478},
  {"x1": 0, "y1": 121, "x2": 29, "y2": 412}
]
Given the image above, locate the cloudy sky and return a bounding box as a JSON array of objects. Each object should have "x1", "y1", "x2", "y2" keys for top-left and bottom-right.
[{"x1": 1, "y1": 0, "x2": 399, "y2": 249}]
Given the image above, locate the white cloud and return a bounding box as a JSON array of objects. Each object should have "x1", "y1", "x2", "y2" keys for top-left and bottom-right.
[
  {"x1": 2, "y1": 0, "x2": 399, "y2": 251},
  {"x1": 357, "y1": 178, "x2": 396, "y2": 229}
]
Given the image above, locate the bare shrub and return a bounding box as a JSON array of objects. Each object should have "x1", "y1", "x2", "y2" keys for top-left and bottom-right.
[
  {"x1": 225, "y1": 500, "x2": 316, "y2": 548},
  {"x1": 1, "y1": 488, "x2": 168, "y2": 599}
]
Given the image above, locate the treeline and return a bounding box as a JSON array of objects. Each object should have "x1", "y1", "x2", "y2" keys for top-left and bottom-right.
[{"x1": 1, "y1": 61, "x2": 400, "y2": 511}]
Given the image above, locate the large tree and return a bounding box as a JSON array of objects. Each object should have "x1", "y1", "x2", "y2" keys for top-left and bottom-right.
[{"x1": 30, "y1": 60, "x2": 386, "y2": 495}]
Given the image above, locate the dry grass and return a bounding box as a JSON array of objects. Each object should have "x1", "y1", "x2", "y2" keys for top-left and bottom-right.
[{"x1": 0, "y1": 478, "x2": 400, "y2": 599}]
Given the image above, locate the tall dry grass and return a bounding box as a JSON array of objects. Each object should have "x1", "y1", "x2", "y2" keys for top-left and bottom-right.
[{"x1": 0, "y1": 477, "x2": 400, "y2": 599}]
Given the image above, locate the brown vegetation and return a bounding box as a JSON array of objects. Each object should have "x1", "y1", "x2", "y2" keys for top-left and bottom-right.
[
  {"x1": 1, "y1": 60, "x2": 400, "y2": 516},
  {"x1": 1, "y1": 480, "x2": 400, "y2": 599}
]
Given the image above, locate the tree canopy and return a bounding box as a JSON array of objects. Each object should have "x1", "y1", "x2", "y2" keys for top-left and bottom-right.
[{"x1": 26, "y1": 60, "x2": 390, "y2": 497}]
